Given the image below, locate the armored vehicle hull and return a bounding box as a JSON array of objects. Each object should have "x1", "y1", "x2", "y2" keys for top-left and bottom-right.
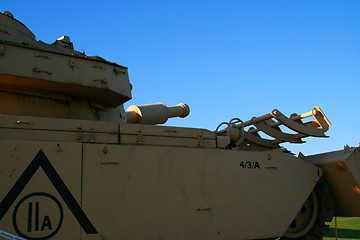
[
  {"x1": 0, "y1": 11, "x2": 359, "y2": 240},
  {"x1": 0, "y1": 115, "x2": 324, "y2": 240}
]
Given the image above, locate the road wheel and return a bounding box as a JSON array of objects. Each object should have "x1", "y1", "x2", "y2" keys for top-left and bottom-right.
[{"x1": 280, "y1": 179, "x2": 334, "y2": 240}]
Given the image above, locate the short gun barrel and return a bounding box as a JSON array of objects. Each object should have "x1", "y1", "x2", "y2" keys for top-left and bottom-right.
[{"x1": 126, "y1": 103, "x2": 190, "y2": 125}]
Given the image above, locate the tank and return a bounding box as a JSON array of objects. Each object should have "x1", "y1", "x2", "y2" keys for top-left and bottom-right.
[{"x1": 0, "y1": 11, "x2": 359, "y2": 240}]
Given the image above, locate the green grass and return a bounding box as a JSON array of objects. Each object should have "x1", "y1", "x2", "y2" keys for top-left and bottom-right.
[{"x1": 324, "y1": 217, "x2": 360, "y2": 240}]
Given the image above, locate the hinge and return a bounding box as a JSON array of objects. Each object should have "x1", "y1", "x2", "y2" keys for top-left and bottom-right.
[
  {"x1": 0, "y1": 46, "x2": 5, "y2": 56},
  {"x1": 70, "y1": 59, "x2": 75, "y2": 69},
  {"x1": 89, "y1": 128, "x2": 95, "y2": 143},
  {"x1": 198, "y1": 135, "x2": 204, "y2": 147},
  {"x1": 76, "y1": 127, "x2": 83, "y2": 141},
  {"x1": 137, "y1": 130, "x2": 143, "y2": 144}
]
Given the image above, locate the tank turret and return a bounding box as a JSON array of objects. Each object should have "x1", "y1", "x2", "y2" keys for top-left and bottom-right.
[
  {"x1": 0, "y1": 11, "x2": 190, "y2": 124},
  {"x1": 0, "y1": 11, "x2": 133, "y2": 122}
]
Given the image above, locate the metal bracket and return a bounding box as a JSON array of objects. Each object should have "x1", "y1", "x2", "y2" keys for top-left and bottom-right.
[
  {"x1": 92, "y1": 79, "x2": 108, "y2": 85},
  {"x1": 113, "y1": 68, "x2": 125, "y2": 76},
  {"x1": 15, "y1": 120, "x2": 32, "y2": 125},
  {"x1": 92, "y1": 65, "x2": 106, "y2": 70},
  {"x1": 34, "y1": 54, "x2": 50, "y2": 59},
  {"x1": 33, "y1": 67, "x2": 52, "y2": 75},
  {"x1": 0, "y1": 29, "x2": 10, "y2": 35},
  {"x1": 215, "y1": 106, "x2": 331, "y2": 151},
  {"x1": 194, "y1": 206, "x2": 211, "y2": 211},
  {"x1": 253, "y1": 119, "x2": 303, "y2": 143},
  {"x1": 271, "y1": 109, "x2": 327, "y2": 137}
]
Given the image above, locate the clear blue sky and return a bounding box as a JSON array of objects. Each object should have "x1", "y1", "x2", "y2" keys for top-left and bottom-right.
[{"x1": 3, "y1": 1, "x2": 359, "y2": 155}]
